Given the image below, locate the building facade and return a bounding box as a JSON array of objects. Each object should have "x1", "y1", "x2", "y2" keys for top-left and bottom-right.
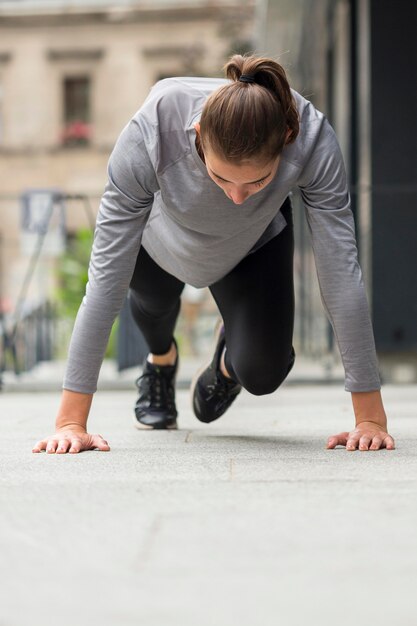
[{"x1": 0, "y1": 0, "x2": 255, "y2": 310}]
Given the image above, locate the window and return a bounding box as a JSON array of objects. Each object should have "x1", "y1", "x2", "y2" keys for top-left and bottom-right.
[
  {"x1": 0, "y1": 80, "x2": 3, "y2": 145},
  {"x1": 0, "y1": 54, "x2": 11, "y2": 146},
  {"x1": 62, "y1": 76, "x2": 91, "y2": 147}
]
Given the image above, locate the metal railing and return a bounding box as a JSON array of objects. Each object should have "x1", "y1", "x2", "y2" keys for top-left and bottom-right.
[
  {"x1": 0, "y1": 301, "x2": 57, "y2": 383},
  {"x1": 0, "y1": 191, "x2": 94, "y2": 388}
]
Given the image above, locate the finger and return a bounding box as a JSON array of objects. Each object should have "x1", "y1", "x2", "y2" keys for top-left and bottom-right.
[
  {"x1": 367, "y1": 436, "x2": 383, "y2": 450},
  {"x1": 32, "y1": 439, "x2": 48, "y2": 453},
  {"x1": 359, "y1": 435, "x2": 372, "y2": 451},
  {"x1": 46, "y1": 440, "x2": 59, "y2": 454},
  {"x1": 93, "y1": 436, "x2": 110, "y2": 452},
  {"x1": 56, "y1": 439, "x2": 71, "y2": 454},
  {"x1": 69, "y1": 439, "x2": 83, "y2": 454},
  {"x1": 326, "y1": 436, "x2": 340, "y2": 449},
  {"x1": 346, "y1": 436, "x2": 360, "y2": 451},
  {"x1": 326, "y1": 432, "x2": 350, "y2": 449},
  {"x1": 382, "y1": 435, "x2": 396, "y2": 450}
]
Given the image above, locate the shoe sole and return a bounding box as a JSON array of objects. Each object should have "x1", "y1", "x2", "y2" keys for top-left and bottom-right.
[
  {"x1": 132, "y1": 413, "x2": 178, "y2": 430},
  {"x1": 190, "y1": 318, "x2": 224, "y2": 417}
]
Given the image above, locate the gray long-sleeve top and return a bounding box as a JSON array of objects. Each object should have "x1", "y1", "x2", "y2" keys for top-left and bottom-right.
[{"x1": 63, "y1": 76, "x2": 381, "y2": 394}]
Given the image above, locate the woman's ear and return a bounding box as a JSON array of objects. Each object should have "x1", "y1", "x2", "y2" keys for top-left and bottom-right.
[{"x1": 194, "y1": 122, "x2": 201, "y2": 135}]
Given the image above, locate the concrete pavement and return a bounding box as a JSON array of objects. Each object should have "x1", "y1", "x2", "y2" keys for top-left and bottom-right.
[
  {"x1": 0, "y1": 353, "x2": 346, "y2": 392},
  {"x1": 0, "y1": 383, "x2": 416, "y2": 626}
]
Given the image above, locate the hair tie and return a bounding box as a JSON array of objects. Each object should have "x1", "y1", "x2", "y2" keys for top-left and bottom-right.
[{"x1": 239, "y1": 74, "x2": 256, "y2": 84}]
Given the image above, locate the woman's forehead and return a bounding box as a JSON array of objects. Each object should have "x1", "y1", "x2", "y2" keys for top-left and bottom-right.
[{"x1": 205, "y1": 150, "x2": 279, "y2": 181}]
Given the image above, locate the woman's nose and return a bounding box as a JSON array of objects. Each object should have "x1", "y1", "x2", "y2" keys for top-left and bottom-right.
[{"x1": 229, "y1": 188, "x2": 249, "y2": 204}]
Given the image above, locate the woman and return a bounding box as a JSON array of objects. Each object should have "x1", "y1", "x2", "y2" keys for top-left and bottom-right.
[{"x1": 33, "y1": 54, "x2": 395, "y2": 454}]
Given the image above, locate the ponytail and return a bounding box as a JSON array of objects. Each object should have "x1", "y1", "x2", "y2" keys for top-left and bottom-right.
[{"x1": 199, "y1": 54, "x2": 299, "y2": 163}]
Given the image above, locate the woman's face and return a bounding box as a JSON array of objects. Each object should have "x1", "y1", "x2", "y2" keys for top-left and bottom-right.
[
  {"x1": 204, "y1": 149, "x2": 280, "y2": 205},
  {"x1": 195, "y1": 123, "x2": 280, "y2": 205}
]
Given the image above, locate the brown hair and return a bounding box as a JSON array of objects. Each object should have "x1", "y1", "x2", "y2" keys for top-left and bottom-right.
[{"x1": 199, "y1": 54, "x2": 299, "y2": 164}]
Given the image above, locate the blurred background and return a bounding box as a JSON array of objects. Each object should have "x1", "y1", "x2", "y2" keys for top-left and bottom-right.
[{"x1": 0, "y1": 0, "x2": 416, "y2": 389}]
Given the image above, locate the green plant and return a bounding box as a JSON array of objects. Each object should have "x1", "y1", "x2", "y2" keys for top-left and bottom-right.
[{"x1": 55, "y1": 228, "x2": 118, "y2": 358}]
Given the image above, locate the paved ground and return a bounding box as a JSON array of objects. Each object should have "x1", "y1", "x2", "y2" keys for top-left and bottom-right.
[
  {"x1": 0, "y1": 383, "x2": 416, "y2": 626},
  {"x1": 1, "y1": 353, "x2": 345, "y2": 391}
]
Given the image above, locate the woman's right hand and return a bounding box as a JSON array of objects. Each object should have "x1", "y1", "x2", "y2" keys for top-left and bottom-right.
[{"x1": 32, "y1": 428, "x2": 110, "y2": 454}]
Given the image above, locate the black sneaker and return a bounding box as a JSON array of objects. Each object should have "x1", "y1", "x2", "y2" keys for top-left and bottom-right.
[
  {"x1": 191, "y1": 322, "x2": 241, "y2": 423},
  {"x1": 134, "y1": 342, "x2": 178, "y2": 430}
]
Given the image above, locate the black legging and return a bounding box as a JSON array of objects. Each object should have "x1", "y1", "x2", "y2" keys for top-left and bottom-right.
[{"x1": 129, "y1": 197, "x2": 295, "y2": 396}]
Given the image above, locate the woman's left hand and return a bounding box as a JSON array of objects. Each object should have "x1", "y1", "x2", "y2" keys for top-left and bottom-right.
[{"x1": 326, "y1": 421, "x2": 395, "y2": 451}]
